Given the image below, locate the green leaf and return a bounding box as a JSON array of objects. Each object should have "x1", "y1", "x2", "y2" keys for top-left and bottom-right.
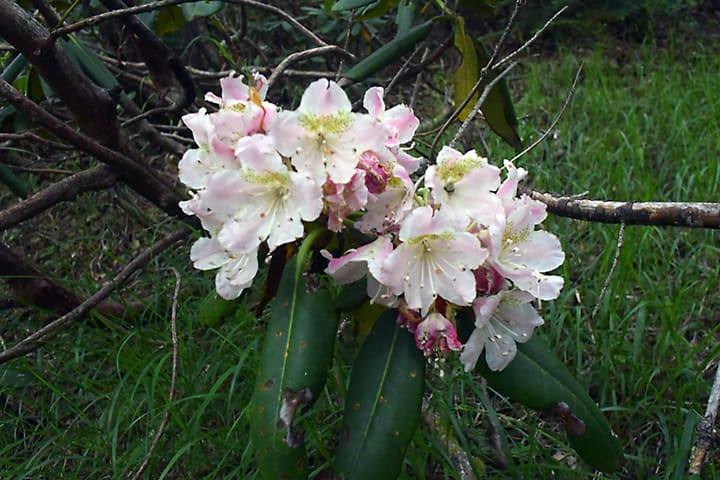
[
  {"x1": 335, "y1": 309, "x2": 425, "y2": 479},
  {"x1": 356, "y1": 0, "x2": 400, "y2": 20},
  {"x1": 395, "y1": 0, "x2": 417, "y2": 35},
  {"x1": 470, "y1": 329, "x2": 623, "y2": 472},
  {"x1": 154, "y1": 5, "x2": 186, "y2": 36},
  {"x1": 250, "y1": 252, "x2": 338, "y2": 480},
  {"x1": 452, "y1": 18, "x2": 521, "y2": 149},
  {"x1": 180, "y1": 1, "x2": 224, "y2": 20},
  {"x1": 343, "y1": 20, "x2": 433, "y2": 82},
  {"x1": 0, "y1": 164, "x2": 30, "y2": 199},
  {"x1": 61, "y1": 37, "x2": 119, "y2": 90},
  {"x1": 453, "y1": 16, "x2": 480, "y2": 121},
  {"x1": 196, "y1": 292, "x2": 240, "y2": 327},
  {"x1": 333, "y1": 0, "x2": 378, "y2": 11}
]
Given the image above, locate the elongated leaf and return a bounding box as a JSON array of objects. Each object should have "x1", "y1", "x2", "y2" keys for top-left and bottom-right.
[
  {"x1": 395, "y1": 0, "x2": 417, "y2": 36},
  {"x1": 154, "y1": 5, "x2": 186, "y2": 36},
  {"x1": 0, "y1": 164, "x2": 29, "y2": 199},
  {"x1": 180, "y1": 0, "x2": 224, "y2": 20},
  {"x1": 343, "y1": 20, "x2": 433, "y2": 82},
  {"x1": 250, "y1": 254, "x2": 338, "y2": 480},
  {"x1": 335, "y1": 309, "x2": 425, "y2": 479},
  {"x1": 452, "y1": 18, "x2": 521, "y2": 149},
  {"x1": 356, "y1": 0, "x2": 400, "y2": 20},
  {"x1": 333, "y1": 0, "x2": 378, "y2": 11},
  {"x1": 61, "y1": 38, "x2": 119, "y2": 89},
  {"x1": 467, "y1": 325, "x2": 623, "y2": 472}
]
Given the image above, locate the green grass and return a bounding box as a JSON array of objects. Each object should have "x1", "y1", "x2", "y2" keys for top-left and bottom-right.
[{"x1": 2, "y1": 29, "x2": 720, "y2": 479}]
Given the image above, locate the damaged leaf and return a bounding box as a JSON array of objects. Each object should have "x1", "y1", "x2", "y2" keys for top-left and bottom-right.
[{"x1": 249, "y1": 253, "x2": 338, "y2": 479}]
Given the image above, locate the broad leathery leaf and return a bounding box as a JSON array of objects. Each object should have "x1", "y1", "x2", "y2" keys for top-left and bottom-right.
[
  {"x1": 335, "y1": 309, "x2": 425, "y2": 479},
  {"x1": 458, "y1": 309, "x2": 622, "y2": 472},
  {"x1": 180, "y1": 1, "x2": 224, "y2": 20},
  {"x1": 395, "y1": 0, "x2": 416, "y2": 35},
  {"x1": 250, "y1": 255, "x2": 338, "y2": 480},
  {"x1": 451, "y1": 18, "x2": 521, "y2": 149},
  {"x1": 356, "y1": 0, "x2": 400, "y2": 20},
  {"x1": 453, "y1": 16, "x2": 479, "y2": 121},
  {"x1": 61, "y1": 38, "x2": 119, "y2": 89},
  {"x1": 343, "y1": 20, "x2": 433, "y2": 82},
  {"x1": 2, "y1": 54, "x2": 28, "y2": 83},
  {"x1": 333, "y1": 0, "x2": 377, "y2": 11},
  {"x1": 154, "y1": 5, "x2": 186, "y2": 36}
]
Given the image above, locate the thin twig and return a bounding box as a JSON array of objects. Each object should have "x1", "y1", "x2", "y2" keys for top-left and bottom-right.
[
  {"x1": 511, "y1": 63, "x2": 583, "y2": 162},
  {"x1": 448, "y1": 61, "x2": 518, "y2": 149},
  {"x1": 590, "y1": 223, "x2": 625, "y2": 323},
  {"x1": 267, "y1": 45, "x2": 355, "y2": 90},
  {"x1": 0, "y1": 228, "x2": 190, "y2": 365},
  {"x1": 49, "y1": 0, "x2": 331, "y2": 48},
  {"x1": 494, "y1": 6, "x2": 568, "y2": 71},
  {"x1": 689, "y1": 361, "x2": 720, "y2": 474},
  {"x1": 129, "y1": 267, "x2": 181, "y2": 480}
]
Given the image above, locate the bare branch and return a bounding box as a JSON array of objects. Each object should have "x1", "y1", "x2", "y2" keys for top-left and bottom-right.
[
  {"x1": 524, "y1": 189, "x2": 720, "y2": 229},
  {"x1": 0, "y1": 228, "x2": 191, "y2": 365},
  {"x1": 689, "y1": 362, "x2": 720, "y2": 473},
  {"x1": 0, "y1": 78, "x2": 187, "y2": 218},
  {"x1": 511, "y1": 63, "x2": 583, "y2": 162},
  {"x1": 49, "y1": 0, "x2": 331, "y2": 48},
  {"x1": 267, "y1": 45, "x2": 355, "y2": 90},
  {"x1": 0, "y1": 165, "x2": 117, "y2": 231}
]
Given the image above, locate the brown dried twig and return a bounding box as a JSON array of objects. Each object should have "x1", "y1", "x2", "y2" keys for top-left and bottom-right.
[
  {"x1": 0, "y1": 228, "x2": 190, "y2": 365},
  {"x1": 128, "y1": 267, "x2": 181, "y2": 480}
]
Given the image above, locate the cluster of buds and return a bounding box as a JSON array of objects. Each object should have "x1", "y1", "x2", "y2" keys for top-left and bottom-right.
[{"x1": 179, "y1": 74, "x2": 565, "y2": 371}]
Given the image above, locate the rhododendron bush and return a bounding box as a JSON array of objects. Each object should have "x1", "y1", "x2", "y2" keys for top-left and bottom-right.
[{"x1": 179, "y1": 74, "x2": 620, "y2": 478}]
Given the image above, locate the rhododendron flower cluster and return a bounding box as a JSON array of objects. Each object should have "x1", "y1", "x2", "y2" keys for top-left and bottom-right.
[{"x1": 179, "y1": 73, "x2": 565, "y2": 372}]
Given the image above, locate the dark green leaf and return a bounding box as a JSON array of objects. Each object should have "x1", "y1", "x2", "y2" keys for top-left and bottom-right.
[
  {"x1": 471, "y1": 331, "x2": 623, "y2": 472},
  {"x1": 356, "y1": 0, "x2": 400, "y2": 20},
  {"x1": 250, "y1": 254, "x2": 338, "y2": 480},
  {"x1": 0, "y1": 164, "x2": 30, "y2": 199},
  {"x1": 333, "y1": 0, "x2": 378, "y2": 11},
  {"x1": 61, "y1": 38, "x2": 119, "y2": 89},
  {"x1": 196, "y1": 292, "x2": 240, "y2": 327},
  {"x1": 395, "y1": 0, "x2": 417, "y2": 35},
  {"x1": 335, "y1": 309, "x2": 425, "y2": 479},
  {"x1": 180, "y1": 1, "x2": 224, "y2": 20},
  {"x1": 343, "y1": 20, "x2": 433, "y2": 82},
  {"x1": 457, "y1": 0, "x2": 497, "y2": 17}
]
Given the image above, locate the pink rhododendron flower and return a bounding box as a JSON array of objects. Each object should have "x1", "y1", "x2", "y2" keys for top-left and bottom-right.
[
  {"x1": 414, "y1": 312, "x2": 463, "y2": 356},
  {"x1": 482, "y1": 162, "x2": 565, "y2": 300},
  {"x1": 355, "y1": 164, "x2": 415, "y2": 235},
  {"x1": 363, "y1": 86, "x2": 422, "y2": 173},
  {"x1": 269, "y1": 79, "x2": 387, "y2": 184},
  {"x1": 382, "y1": 206, "x2": 488, "y2": 315},
  {"x1": 323, "y1": 236, "x2": 397, "y2": 306},
  {"x1": 178, "y1": 109, "x2": 239, "y2": 189},
  {"x1": 190, "y1": 237, "x2": 259, "y2": 300},
  {"x1": 209, "y1": 135, "x2": 323, "y2": 252},
  {"x1": 323, "y1": 170, "x2": 369, "y2": 232},
  {"x1": 425, "y1": 146, "x2": 502, "y2": 227},
  {"x1": 460, "y1": 288, "x2": 544, "y2": 372}
]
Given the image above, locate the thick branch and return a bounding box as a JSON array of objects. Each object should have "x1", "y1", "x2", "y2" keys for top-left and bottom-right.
[
  {"x1": 0, "y1": 165, "x2": 117, "y2": 230},
  {"x1": 526, "y1": 189, "x2": 720, "y2": 228},
  {"x1": 0, "y1": 78, "x2": 187, "y2": 218},
  {"x1": 0, "y1": 243, "x2": 127, "y2": 318},
  {"x1": 0, "y1": 228, "x2": 191, "y2": 364},
  {"x1": 0, "y1": 0, "x2": 118, "y2": 144}
]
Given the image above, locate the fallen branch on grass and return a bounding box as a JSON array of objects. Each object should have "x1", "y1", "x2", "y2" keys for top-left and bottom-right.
[{"x1": 0, "y1": 227, "x2": 190, "y2": 365}]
